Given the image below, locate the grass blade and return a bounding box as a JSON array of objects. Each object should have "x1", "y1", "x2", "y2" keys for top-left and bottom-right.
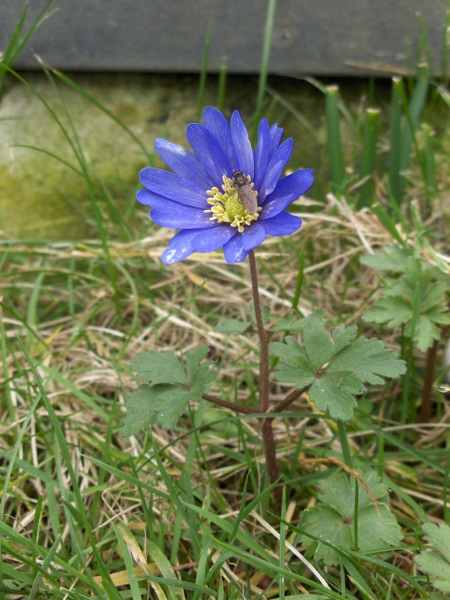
[
  {"x1": 197, "y1": 22, "x2": 213, "y2": 121},
  {"x1": 254, "y1": 0, "x2": 277, "y2": 124},
  {"x1": 420, "y1": 123, "x2": 438, "y2": 199},
  {"x1": 356, "y1": 108, "x2": 380, "y2": 209},
  {"x1": 370, "y1": 203, "x2": 406, "y2": 245},
  {"x1": 0, "y1": 0, "x2": 57, "y2": 95},
  {"x1": 325, "y1": 85, "x2": 345, "y2": 191},
  {"x1": 388, "y1": 77, "x2": 404, "y2": 206},
  {"x1": 217, "y1": 56, "x2": 228, "y2": 112}
]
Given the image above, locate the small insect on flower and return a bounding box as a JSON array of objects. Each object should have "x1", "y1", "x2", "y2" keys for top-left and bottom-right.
[
  {"x1": 137, "y1": 107, "x2": 314, "y2": 264},
  {"x1": 232, "y1": 170, "x2": 258, "y2": 214}
]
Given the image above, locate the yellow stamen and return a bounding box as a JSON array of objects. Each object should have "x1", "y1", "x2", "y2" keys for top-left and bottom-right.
[{"x1": 204, "y1": 175, "x2": 261, "y2": 233}]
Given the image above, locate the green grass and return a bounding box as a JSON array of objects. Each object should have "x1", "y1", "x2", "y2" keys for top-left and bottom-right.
[
  {"x1": 0, "y1": 0, "x2": 57, "y2": 97},
  {"x1": 1, "y1": 6, "x2": 450, "y2": 599}
]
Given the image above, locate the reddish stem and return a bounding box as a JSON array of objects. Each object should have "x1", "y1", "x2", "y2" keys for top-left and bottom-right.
[
  {"x1": 202, "y1": 393, "x2": 254, "y2": 415},
  {"x1": 248, "y1": 251, "x2": 281, "y2": 505}
]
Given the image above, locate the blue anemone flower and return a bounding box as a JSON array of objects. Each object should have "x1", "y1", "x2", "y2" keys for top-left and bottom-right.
[{"x1": 137, "y1": 107, "x2": 314, "y2": 264}]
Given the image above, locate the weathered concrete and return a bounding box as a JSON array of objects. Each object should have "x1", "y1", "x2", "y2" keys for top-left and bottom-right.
[
  {"x1": 0, "y1": 73, "x2": 327, "y2": 239},
  {"x1": 0, "y1": 74, "x2": 204, "y2": 238}
]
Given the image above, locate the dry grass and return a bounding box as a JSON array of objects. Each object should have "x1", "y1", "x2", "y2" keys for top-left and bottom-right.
[{"x1": 1, "y1": 183, "x2": 449, "y2": 597}]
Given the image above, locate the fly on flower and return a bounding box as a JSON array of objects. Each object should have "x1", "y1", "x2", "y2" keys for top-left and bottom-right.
[
  {"x1": 137, "y1": 107, "x2": 314, "y2": 264},
  {"x1": 232, "y1": 170, "x2": 259, "y2": 214}
]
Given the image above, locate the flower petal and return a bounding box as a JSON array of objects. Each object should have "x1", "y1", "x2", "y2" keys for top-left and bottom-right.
[
  {"x1": 203, "y1": 107, "x2": 237, "y2": 171},
  {"x1": 230, "y1": 110, "x2": 254, "y2": 179},
  {"x1": 268, "y1": 169, "x2": 314, "y2": 201},
  {"x1": 269, "y1": 123, "x2": 284, "y2": 157},
  {"x1": 223, "y1": 234, "x2": 250, "y2": 264},
  {"x1": 258, "y1": 138, "x2": 294, "y2": 201},
  {"x1": 260, "y1": 212, "x2": 302, "y2": 236},
  {"x1": 241, "y1": 222, "x2": 266, "y2": 251},
  {"x1": 191, "y1": 224, "x2": 237, "y2": 252},
  {"x1": 137, "y1": 107, "x2": 314, "y2": 265},
  {"x1": 253, "y1": 118, "x2": 270, "y2": 189},
  {"x1": 154, "y1": 139, "x2": 214, "y2": 189},
  {"x1": 139, "y1": 168, "x2": 207, "y2": 208},
  {"x1": 138, "y1": 189, "x2": 208, "y2": 214},
  {"x1": 150, "y1": 201, "x2": 217, "y2": 229},
  {"x1": 136, "y1": 188, "x2": 165, "y2": 207},
  {"x1": 260, "y1": 194, "x2": 295, "y2": 219},
  {"x1": 186, "y1": 123, "x2": 231, "y2": 182},
  {"x1": 161, "y1": 229, "x2": 199, "y2": 264}
]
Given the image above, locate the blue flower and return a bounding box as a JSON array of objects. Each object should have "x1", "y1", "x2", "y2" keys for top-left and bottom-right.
[{"x1": 137, "y1": 107, "x2": 314, "y2": 264}]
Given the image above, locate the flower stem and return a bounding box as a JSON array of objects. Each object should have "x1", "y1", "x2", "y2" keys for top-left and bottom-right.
[
  {"x1": 248, "y1": 251, "x2": 281, "y2": 501},
  {"x1": 202, "y1": 393, "x2": 254, "y2": 415},
  {"x1": 270, "y1": 386, "x2": 308, "y2": 414},
  {"x1": 249, "y1": 251, "x2": 270, "y2": 413}
]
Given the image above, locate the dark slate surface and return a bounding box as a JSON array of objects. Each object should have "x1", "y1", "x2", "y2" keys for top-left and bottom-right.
[{"x1": 1, "y1": 0, "x2": 448, "y2": 76}]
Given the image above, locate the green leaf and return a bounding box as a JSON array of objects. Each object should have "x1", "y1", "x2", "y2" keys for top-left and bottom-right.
[
  {"x1": 412, "y1": 316, "x2": 442, "y2": 353},
  {"x1": 274, "y1": 362, "x2": 316, "y2": 389},
  {"x1": 269, "y1": 315, "x2": 304, "y2": 333},
  {"x1": 271, "y1": 336, "x2": 316, "y2": 388},
  {"x1": 329, "y1": 337, "x2": 407, "y2": 384},
  {"x1": 330, "y1": 325, "x2": 358, "y2": 354},
  {"x1": 301, "y1": 505, "x2": 353, "y2": 565},
  {"x1": 153, "y1": 387, "x2": 196, "y2": 429},
  {"x1": 360, "y1": 244, "x2": 411, "y2": 272},
  {"x1": 121, "y1": 384, "x2": 163, "y2": 436},
  {"x1": 186, "y1": 344, "x2": 212, "y2": 379},
  {"x1": 362, "y1": 250, "x2": 450, "y2": 352},
  {"x1": 357, "y1": 504, "x2": 404, "y2": 552},
  {"x1": 303, "y1": 317, "x2": 335, "y2": 370},
  {"x1": 415, "y1": 523, "x2": 450, "y2": 593},
  {"x1": 273, "y1": 319, "x2": 406, "y2": 420},
  {"x1": 309, "y1": 372, "x2": 361, "y2": 420},
  {"x1": 188, "y1": 345, "x2": 217, "y2": 392},
  {"x1": 123, "y1": 345, "x2": 216, "y2": 434},
  {"x1": 121, "y1": 384, "x2": 191, "y2": 434},
  {"x1": 422, "y1": 522, "x2": 450, "y2": 562},
  {"x1": 420, "y1": 282, "x2": 449, "y2": 312},
  {"x1": 131, "y1": 351, "x2": 188, "y2": 385},
  {"x1": 214, "y1": 318, "x2": 250, "y2": 334},
  {"x1": 362, "y1": 296, "x2": 412, "y2": 327},
  {"x1": 416, "y1": 553, "x2": 450, "y2": 592},
  {"x1": 271, "y1": 336, "x2": 310, "y2": 364},
  {"x1": 300, "y1": 471, "x2": 402, "y2": 565},
  {"x1": 320, "y1": 470, "x2": 389, "y2": 511}
]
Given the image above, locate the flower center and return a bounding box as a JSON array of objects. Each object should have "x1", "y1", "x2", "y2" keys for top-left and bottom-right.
[{"x1": 204, "y1": 175, "x2": 261, "y2": 233}]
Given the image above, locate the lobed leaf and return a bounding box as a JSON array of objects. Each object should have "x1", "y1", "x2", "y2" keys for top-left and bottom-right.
[
  {"x1": 329, "y1": 337, "x2": 407, "y2": 384},
  {"x1": 271, "y1": 336, "x2": 310, "y2": 364},
  {"x1": 301, "y1": 505, "x2": 354, "y2": 565},
  {"x1": 361, "y1": 248, "x2": 450, "y2": 352},
  {"x1": 415, "y1": 522, "x2": 450, "y2": 593},
  {"x1": 273, "y1": 316, "x2": 405, "y2": 420},
  {"x1": 214, "y1": 318, "x2": 250, "y2": 334},
  {"x1": 300, "y1": 471, "x2": 402, "y2": 565},
  {"x1": 123, "y1": 345, "x2": 216, "y2": 434},
  {"x1": 121, "y1": 384, "x2": 166, "y2": 436},
  {"x1": 421, "y1": 522, "x2": 450, "y2": 563},
  {"x1": 309, "y1": 372, "x2": 361, "y2": 420},
  {"x1": 412, "y1": 317, "x2": 443, "y2": 353},
  {"x1": 362, "y1": 296, "x2": 412, "y2": 327},
  {"x1": 131, "y1": 351, "x2": 188, "y2": 385},
  {"x1": 303, "y1": 317, "x2": 335, "y2": 370},
  {"x1": 360, "y1": 244, "x2": 410, "y2": 272}
]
